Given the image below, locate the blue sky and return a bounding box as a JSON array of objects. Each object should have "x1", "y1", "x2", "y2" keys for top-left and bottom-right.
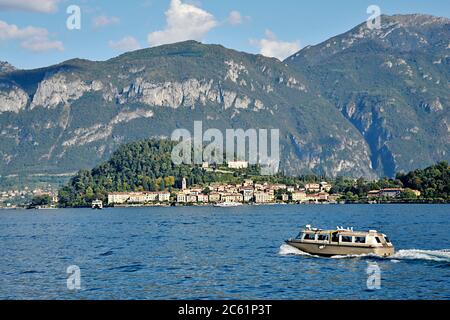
[{"x1": 0, "y1": 0, "x2": 449, "y2": 69}]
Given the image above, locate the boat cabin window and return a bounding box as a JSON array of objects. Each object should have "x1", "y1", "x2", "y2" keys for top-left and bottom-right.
[
  {"x1": 317, "y1": 234, "x2": 329, "y2": 241},
  {"x1": 341, "y1": 236, "x2": 352, "y2": 243},
  {"x1": 375, "y1": 237, "x2": 382, "y2": 244},
  {"x1": 384, "y1": 237, "x2": 391, "y2": 243},
  {"x1": 355, "y1": 236, "x2": 366, "y2": 244},
  {"x1": 303, "y1": 233, "x2": 316, "y2": 241},
  {"x1": 331, "y1": 232, "x2": 339, "y2": 242}
]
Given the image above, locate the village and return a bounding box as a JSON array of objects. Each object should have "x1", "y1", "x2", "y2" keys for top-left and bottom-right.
[
  {"x1": 0, "y1": 186, "x2": 59, "y2": 209},
  {"x1": 107, "y1": 178, "x2": 335, "y2": 207},
  {"x1": 106, "y1": 177, "x2": 420, "y2": 207}
]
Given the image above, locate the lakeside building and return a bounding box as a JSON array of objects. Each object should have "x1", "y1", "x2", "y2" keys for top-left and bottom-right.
[
  {"x1": 222, "y1": 193, "x2": 244, "y2": 203},
  {"x1": 186, "y1": 195, "x2": 198, "y2": 203},
  {"x1": 368, "y1": 190, "x2": 381, "y2": 199},
  {"x1": 292, "y1": 191, "x2": 329, "y2": 203},
  {"x1": 367, "y1": 188, "x2": 421, "y2": 199},
  {"x1": 177, "y1": 193, "x2": 187, "y2": 203},
  {"x1": 380, "y1": 188, "x2": 404, "y2": 198},
  {"x1": 254, "y1": 192, "x2": 275, "y2": 203},
  {"x1": 159, "y1": 192, "x2": 171, "y2": 202},
  {"x1": 314, "y1": 192, "x2": 330, "y2": 202},
  {"x1": 241, "y1": 188, "x2": 254, "y2": 202},
  {"x1": 108, "y1": 192, "x2": 170, "y2": 205},
  {"x1": 197, "y1": 194, "x2": 209, "y2": 203},
  {"x1": 208, "y1": 193, "x2": 221, "y2": 203},
  {"x1": 292, "y1": 191, "x2": 308, "y2": 202}
]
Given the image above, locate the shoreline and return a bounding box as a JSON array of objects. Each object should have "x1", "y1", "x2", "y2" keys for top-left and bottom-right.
[{"x1": 2, "y1": 201, "x2": 449, "y2": 210}]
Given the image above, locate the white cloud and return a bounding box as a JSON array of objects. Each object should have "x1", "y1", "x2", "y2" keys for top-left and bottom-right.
[
  {"x1": 93, "y1": 15, "x2": 120, "y2": 29},
  {"x1": 109, "y1": 36, "x2": 141, "y2": 52},
  {"x1": 0, "y1": 0, "x2": 59, "y2": 13},
  {"x1": 0, "y1": 20, "x2": 63, "y2": 52},
  {"x1": 251, "y1": 30, "x2": 300, "y2": 61},
  {"x1": 0, "y1": 20, "x2": 47, "y2": 40},
  {"x1": 21, "y1": 37, "x2": 63, "y2": 52},
  {"x1": 227, "y1": 11, "x2": 249, "y2": 26},
  {"x1": 147, "y1": 0, "x2": 217, "y2": 47}
]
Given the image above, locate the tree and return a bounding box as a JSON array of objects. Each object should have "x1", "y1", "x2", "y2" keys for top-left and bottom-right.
[
  {"x1": 203, "y1": 187, "x2": 211, "y2": 195},
  {"x1": 30, "y1": 195, "x2": 52, "y2": 208},
  {"x1": 85, "y1": 186, "x2": 94, "y2": 200},
  {"x1": 164, "y1": 176, "x2": 175, "y2": 188}
]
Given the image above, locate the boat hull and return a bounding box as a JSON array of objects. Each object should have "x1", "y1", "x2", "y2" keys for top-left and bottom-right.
[{"x1": 285, "y1": 240, "x2": 395, "y2": 257}]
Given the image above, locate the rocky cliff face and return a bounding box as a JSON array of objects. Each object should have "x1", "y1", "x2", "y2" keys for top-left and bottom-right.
[
  {"x1": 0, "y1": 83, "x2": 28, "y2": 113},
  {"x1": 0, "y1": 14, "x2": 448, "y2": 182},
  {"x1": 31, "y1": 73, "x2": 104, "y2": 109}
]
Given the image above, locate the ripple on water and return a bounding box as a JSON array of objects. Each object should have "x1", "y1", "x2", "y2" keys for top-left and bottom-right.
[
  {"x1": 20, "y1": 270, "x2": 44, "y2": 274},
  {"x1": 107, "y1": 264, "x2": 145, "y2": 273},
  {"x1": 99, "y1": 250, "x2": 114, "y2": 257}
]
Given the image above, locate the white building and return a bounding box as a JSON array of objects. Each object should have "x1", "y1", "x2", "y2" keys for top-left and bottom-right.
[
  {"x1": 197, "y1": 194, "x2": 209, "y2": 203},
  {"x1": 158, "y1": 192, "x2": 171, "y2": 202},
  {"x1": 241, "y1": 188, "x2": 254, "y2": 202},
  {"x1": 108, "y1": 193, "x2": 131, "y2": 205},
  {"x1": 108, "y1": 192, "x2": 170, "y2": 205},
  {"x1": 292, "y1": 191, "x2": 308, "y2": 202},
  {"x1": 305, "y1": 183, "x2": 321, "y2": 192},
  {"x1": 228, "y1": 161, "x2": 249, "y2": 169},
  {"x1": 177, "y1": 193, "x2": 187, "y2": 203}
]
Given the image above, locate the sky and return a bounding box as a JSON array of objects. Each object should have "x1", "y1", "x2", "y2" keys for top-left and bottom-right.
[{"x1": 0, "y1": 0, "x2": 449, "y2": 69}]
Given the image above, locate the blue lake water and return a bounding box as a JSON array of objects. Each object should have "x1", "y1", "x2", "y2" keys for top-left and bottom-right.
[{"x1": 0, "y1": 204, "x2": 449, "y2": 300}]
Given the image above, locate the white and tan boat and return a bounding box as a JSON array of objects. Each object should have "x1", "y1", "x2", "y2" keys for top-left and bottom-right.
[
  {"x1": 286, "y1": 225, "x2": 395, "y2": 257},
  {"x1": 214, "y1": 202, "x2": 243, "y2": 208}
]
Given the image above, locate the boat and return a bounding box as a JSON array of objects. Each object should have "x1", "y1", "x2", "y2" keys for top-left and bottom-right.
[
  {"x1": 214, "y1": 202, "x2": 243, "y2": 208},
  {"x1": 91, "y1": 199, "x2": 103, "y2": 210},
  {"x1": 285, "y1": 225, "x2": 395, "y2": 257}
]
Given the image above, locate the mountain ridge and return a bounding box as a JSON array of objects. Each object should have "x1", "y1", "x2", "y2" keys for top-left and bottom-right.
[{"x1": 0, "y1": 14, "x2": 448, "y2": 184}]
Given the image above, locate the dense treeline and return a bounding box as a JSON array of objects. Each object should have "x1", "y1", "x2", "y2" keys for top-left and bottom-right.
[
  {"x1": 331, "y1": 162, "x2": 449, "y2": 201},
  {"x1": 396, "y1": 161, "x2": 449, "y2": 199},
  {"x1": 58, "y1": 137, "x2": 450, "y2": 207}
]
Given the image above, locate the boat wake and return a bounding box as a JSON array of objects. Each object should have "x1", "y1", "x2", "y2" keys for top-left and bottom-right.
[
  {"x1": 278, "y1": 243, "x2": 312, "y2": 256},
  {"x1": 390, "y1": 249, "x2": 450, "y2": 263},
  {"x1": 279, "y1": 244, "x2": 450, "y2": 264}
]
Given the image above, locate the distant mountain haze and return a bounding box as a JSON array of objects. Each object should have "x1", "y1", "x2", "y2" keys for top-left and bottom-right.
[{"x1": 0, "y1": 14, "x2": 448, "y2": 179}]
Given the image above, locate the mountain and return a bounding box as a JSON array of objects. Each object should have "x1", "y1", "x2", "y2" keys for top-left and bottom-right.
[
  {"x1": 286, "y1": 14, "x2": 450, "y2": 177},
  {"x1": 0, "y1": 14, "x2": 448, "y2": 186},
  {"x1": 0, "y1": 41, "x2": 375, "y2": 181},
  {"x1": 0, "y1": 61, "x2": 16, "y2": 73}
]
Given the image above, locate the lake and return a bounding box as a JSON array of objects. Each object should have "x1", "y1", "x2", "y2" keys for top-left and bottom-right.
[{"x1": 0, "y1": 204, "x2": 449, "y2": 300}]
